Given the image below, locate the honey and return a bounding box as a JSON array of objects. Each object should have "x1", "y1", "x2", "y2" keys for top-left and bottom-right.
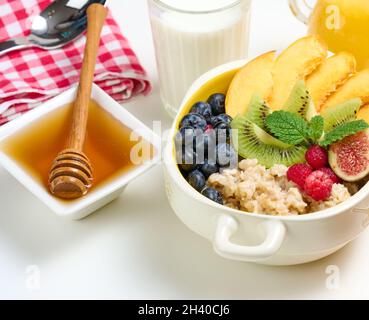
[{"x1": 0, "y1": 100, "x2": 154, "y2": 195}]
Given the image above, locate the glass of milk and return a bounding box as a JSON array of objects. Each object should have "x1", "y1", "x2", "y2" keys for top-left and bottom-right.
[{"x1": 148, "y1": 0, "x2": 252, "y2": 118}]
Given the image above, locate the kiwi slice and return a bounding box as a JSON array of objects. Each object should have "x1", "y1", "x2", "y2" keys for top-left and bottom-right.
[
  {"x1": 321, "y1": 98, "x2": 362, "y2": 131},
  {"x1": 244, "y1": 94, "x2": 272, "y2": 129},
  {"x1": 231, "y1": 116, "x2": 307, "y2": 167},
  {"x1": 284, "y1": 80, "x2": 316, "y2": 120}
]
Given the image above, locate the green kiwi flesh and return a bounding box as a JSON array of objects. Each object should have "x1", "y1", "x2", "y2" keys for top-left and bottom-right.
[
  {"x1": 321, "y1": 98, "x2": 363, "y2": 132},
  {"x1": 244, "y1": 94, "x2": 271, "y2": 129},
  {"x1": 231, "y1": 116, "x2": 307, "y2": 168},
  {"x1": 284, "y1": 80, "x2": 316, "y2": 120}
]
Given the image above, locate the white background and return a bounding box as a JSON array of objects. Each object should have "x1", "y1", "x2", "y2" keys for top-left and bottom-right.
[{"x1": 1, "y1": 0, "x2": 369, "y2": 299}]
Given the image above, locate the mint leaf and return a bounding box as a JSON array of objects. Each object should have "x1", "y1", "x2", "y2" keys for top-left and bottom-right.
[
  {"x1": 265, "y1": 111, "x2": 309, "y2": 145},
  {"x1": 319, "y1": 120, "x2": 369, "y2": 147},
  {"x1": 308, "y1": 115, "x2": 324, "y2": 142}
]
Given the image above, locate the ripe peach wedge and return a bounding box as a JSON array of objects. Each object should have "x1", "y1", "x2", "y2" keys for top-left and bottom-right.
[
  {"x1": 225, "y1": 51, "x2": 275, "y2": 118},
  {"x1": 268, "y1": 36, "x2": 327, "y2": 110},
  {"x1": 322, "y1": 69, "x2": 369, "y2": 114},
  {"x1": 306, "y1": 52, "x2": 356, "y2": 111},
  {"x1": 357, "y1": 104, "x2": 369, "y2": 123}
]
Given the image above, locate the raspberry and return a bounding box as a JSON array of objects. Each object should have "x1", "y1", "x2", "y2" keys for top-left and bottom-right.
[
  {"x1": 287, "y1": 163, "x2": 313, "y2": 189},
  {"x1": 305, "y1": 145, "x2": 328, "y2": 169},
  {"x1": 205, "y1": 124, "x2": 213, "y2": 133},
  {"x1": 304, "y1": 171, "x2": 334, "y2": 201},
  {"x1": 317, "y1": 167, "x2": 341, "y2": 184}
]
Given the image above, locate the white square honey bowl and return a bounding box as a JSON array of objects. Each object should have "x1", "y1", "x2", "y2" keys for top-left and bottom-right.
[{"x1": 0, "y1": 84, "x2": 160, "y2": 220}]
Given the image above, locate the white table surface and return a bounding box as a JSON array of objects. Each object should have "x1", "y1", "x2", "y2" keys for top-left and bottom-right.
[{"x1": 1, "y1": 0, "x2": 369, "y2": 300}]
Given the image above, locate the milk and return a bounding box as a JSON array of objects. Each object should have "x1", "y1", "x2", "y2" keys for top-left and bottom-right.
[
  {"x1": 149, "y1": 0, "x2": 251, "y2": 117},
  {"x1": 157, "y1": 0, "x2": 244, "y2": 12}
]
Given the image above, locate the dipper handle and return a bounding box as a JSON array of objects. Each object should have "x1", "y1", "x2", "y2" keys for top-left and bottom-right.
[
  {"x1": 48, "y1": 4, "x2": 107, "y2": 200},
  {"x1": 68, "y1": 3, "x2": 108, "y2": 151}
]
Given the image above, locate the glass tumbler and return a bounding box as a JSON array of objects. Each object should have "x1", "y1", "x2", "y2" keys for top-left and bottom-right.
[{"x1": 148, "y1": 0, "x2": 252, "y2": 118}]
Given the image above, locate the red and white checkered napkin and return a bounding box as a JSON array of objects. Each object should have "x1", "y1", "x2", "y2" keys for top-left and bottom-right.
[{"x1": 0, "y1": 0, "x2": 151, "y2": 125}]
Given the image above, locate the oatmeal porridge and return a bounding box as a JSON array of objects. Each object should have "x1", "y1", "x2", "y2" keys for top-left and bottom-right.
[{"x1": 207, "y1": 159, "x2": 352, "y2": 216}]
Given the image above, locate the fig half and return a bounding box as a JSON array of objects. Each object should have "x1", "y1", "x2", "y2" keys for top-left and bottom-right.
[{"x1": 328, "y1": 129, "x2": 369, "y2": 182}]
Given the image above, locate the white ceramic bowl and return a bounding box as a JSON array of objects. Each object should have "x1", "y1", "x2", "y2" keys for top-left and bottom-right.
[
  {"x1": 163, "y1": 59, "x2": 369, "y2": 265},
  {"x1": 0, "y1": 84, "x2": 160, "y2": 220}
]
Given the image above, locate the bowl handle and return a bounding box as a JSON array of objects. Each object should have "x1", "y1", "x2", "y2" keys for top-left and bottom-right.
[{"x1": 213, "y1": 215, "x2": 286, "y2": 262}]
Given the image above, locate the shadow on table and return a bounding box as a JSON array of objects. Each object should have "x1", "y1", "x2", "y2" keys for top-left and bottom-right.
[
  {"x1": 127, "y1": 218, "x2": 359, "y2": 299},
  {"x1": 109, "y1": 185, "x2": 359, "y2": 299}
]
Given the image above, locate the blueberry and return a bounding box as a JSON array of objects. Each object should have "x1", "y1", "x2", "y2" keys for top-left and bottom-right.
[
  {"x1": 207, "y1": 93, "x2": 225, "y2": 116},
  {"x1": 176, "y1": 148, "x2": 200, "y2": 172},
  {"x1": 210, "y1": 114, "x2": 233, "y2": 127},
  {"x1": 188, "y1": 170, "x2": 206, "y2": 192},
  {"x1": 200, "y1": 160, "x2": 219, "y2": 179},
  {"x1": 175, "y1": 126, "x2": 203, "y2": 148},
  {"x1": 209, "y1": 117, "x2": 219, "y2": 127},
  {"x1": 179, "y1": 113, "x2": 207, "y2": 131},
  {"x1": 214, "y1": 122, "x2": 231, "y2": 143},
  {"x1": 216, "y1": 143, "x2": 238, "y2": 168},
  {"x1": 215, "y1": 121, "x2": 231, "y2": 130},
  {"x1": 201, "y1": 187, "x2": 223, "y2": 205},
  {"x1": 190, "y1": 102, "x2": 213, "y2": 121},
  {"x1": 195, "y1": 131, "x2": 216, "y2": 159}
]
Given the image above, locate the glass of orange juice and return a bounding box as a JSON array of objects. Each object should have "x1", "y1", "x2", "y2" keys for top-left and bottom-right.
[{"x1": 289, "y1": 0, "x2": 369, "y2": 70}]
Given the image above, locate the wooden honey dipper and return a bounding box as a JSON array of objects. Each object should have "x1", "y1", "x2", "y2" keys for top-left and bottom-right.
[{"x1": 48, "y1": 4, "x2": 107, "y2": 199}]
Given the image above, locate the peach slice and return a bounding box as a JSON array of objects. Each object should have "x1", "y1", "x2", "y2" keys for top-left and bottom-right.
[
  {"x1": 269, "y1": 36, "x2": 327, "y2": 110},
  {"x1": 225, "y1": 51, "x2": 275, "y2": 118},
  {"x1": 306, "y1": 52, "x2": 356, "y2": 111},
  {"x1": 322, "y1": 69, "x2": 369, "y2": 112},
  {"x1": 357, "y1": 104, "x2": 369, "y2": 123}
]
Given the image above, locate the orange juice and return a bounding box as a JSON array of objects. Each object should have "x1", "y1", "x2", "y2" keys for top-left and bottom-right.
[
  {"x1": 290, "y1": 0, "x2": 369, "y2": 70},
  {"x1": 309, "y1": 0, "x2": 369, "y2": 70}
]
